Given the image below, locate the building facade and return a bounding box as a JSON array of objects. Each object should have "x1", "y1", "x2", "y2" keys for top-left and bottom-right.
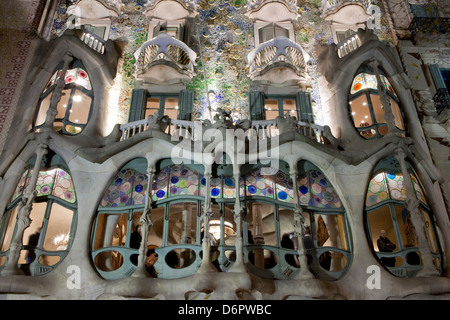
[{"x1": 0, "y1": 0, "x2": 448, "y2": 300}]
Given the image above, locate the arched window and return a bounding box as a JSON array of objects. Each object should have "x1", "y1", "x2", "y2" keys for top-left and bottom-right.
[
  {"x1": 92, "y1": 159, "x2": 206, "y2": 280},
  {"x1": 0, "y1": 152, "x2": 77, "y2": 276},
  {"x1": 33, "y1": 60, "x2": 93, "y2": 135},
  {"x1": 349, "y1": 65, "x2": 406, "y2": 139},
  {"x1": 92, "y1": 159, "x2": 351, "y2": 281},
  {"x1": 241, "y1": 161, "x2": 351, "y2": 281},
  {"x1": 365, "y1": 157, "x2": 443, "y2": 277}
]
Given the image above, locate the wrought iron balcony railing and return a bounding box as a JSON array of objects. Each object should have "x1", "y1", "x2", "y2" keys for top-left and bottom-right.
[
  {"x1": 433, "y1": 88, "x2": 450, "y2": 115},
  {"x1": 409, "y1": 17, "x2": 450, "y2": 38}
]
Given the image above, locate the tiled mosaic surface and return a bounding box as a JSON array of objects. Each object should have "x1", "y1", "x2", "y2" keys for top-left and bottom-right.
[
  {"x1": 0, "y1": 0, "x2": 395, "y2": 142},
  {"x1": 0, "y1": 0, "x2": 46, "y2": 154}
]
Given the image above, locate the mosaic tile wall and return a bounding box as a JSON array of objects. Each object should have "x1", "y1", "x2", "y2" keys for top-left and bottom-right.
[
  {"x1": 37, "y1": 0, "x2": 394, "y2": 127},
  {"x1": 0, "y1": 0, "x2": 46, "y2": 155}
]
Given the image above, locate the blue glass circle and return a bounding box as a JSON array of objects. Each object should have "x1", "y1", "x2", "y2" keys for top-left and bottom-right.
[
  {"x1": 211, "y1": 188, "x2": 220, "y2": 196},
  {"x1": 299, "y1": 186, "x2": 308, "y2": 194},
  {"x1": 114, "y1": 178, "x2": 123, "y2": 186},
  {"x1": 171, "y1": 176, "x2": 179, "y2": 184},
  {"x1": 135, "y1": 184, "x2": 144, "y2": 192},
  {"x1": 387, "y1": 172, "x2": 396, "y2": 180},
  {"x1": 201, "y1": 177, "x2": 206, "y2": 185},
  {"x1": 224, "y1": 178, "x2": 234, "y2": 186},
  {"x1": 156, "y1": 190, "x2": 165, "y2": 198},
  {"x1": 248, "y1": 185, "x2": 257, "y2": 194},
  {"x1": 319, "y1": 179, "x2": 328, "y2": 188},
  {"x1": 278, "y1": 191, "x2": 288, "y2": 200}
]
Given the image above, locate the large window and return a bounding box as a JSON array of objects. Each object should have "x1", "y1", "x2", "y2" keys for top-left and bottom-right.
[
  {"x1": 92, "y1": 160, "x2": 351, "y2": 281},
  {"x1": 0, "y1": 153, "x2": 77, "y2": 276},
  {"x1": 264, "y1": 96, "x2": 297, "y2": 120},
  {"x1": 258, "y1": 23, "x2": 289, "y2": 43},
  {"x1": 33, "y1": 60, "x2": 93, "y2": 135},
  {"x1": 349, "y1": 66, "x2": 405, "y2": 139},
  {"x1": 365, "y1": 157, "x2": 443, "y2": 277},
  {"x1": 145, "y1": 94, "x2": 179, "y2": 120}
]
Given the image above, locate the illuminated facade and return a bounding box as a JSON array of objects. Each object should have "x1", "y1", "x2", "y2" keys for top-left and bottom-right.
[{"x1": 0, "y1": 0, "x2": 448, "y2": 300}]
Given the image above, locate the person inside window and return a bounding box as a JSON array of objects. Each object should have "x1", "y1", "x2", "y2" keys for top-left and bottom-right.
[{"x1": 377, "y1": 230, "x2": 396, "y2": 267}]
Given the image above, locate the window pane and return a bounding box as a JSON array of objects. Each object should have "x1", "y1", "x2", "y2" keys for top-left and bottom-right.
[
  {"x1": 394, "y1": 205, "x2": 417, "y2": 248},
  {"x1": 274, "y1": 26, "x2": 289, "y2": 38},
  {"x1": 224, "y1": 204, "x2": 237, "y2": 246},
  {"x1": 350, "y1": 94, "x2": 374, "y2": 137},
  {"x1": 147, "y1": 206, "x2": 164, "y2": 248},
  {"x1": 350, "y1": 94, "x2": 372, "y2": 126},
  {"x1": 0, "y1": 207, "x2": 19, "y2": 252},
  {"x1": 43, "y1": 203, "x2": 74, "y2": 251},
  {"x1": 247, "y1": 202, "x2": 276, "y2": 246},
  {"x1": 283, "y1": 99, "x2": 296, "y2": 117},
  {"x1": 390, "y1": 99, "x2": 405, "y2": 130},
  {"x1": 55, "y1": 89, "x2": 71, "y2": 119},
  {"x1": 35, "y1": 93, "x2": 52, "y2": 127},
  {"x1": 419, "y1": 208, "x2": 439, "y2": 254},
  {"x1": 20, "y1": 202, "x2": 47, "y2": 264},
  {"x1": 314, "y1": 214, "x2": 347, "y2": 250},
  {"x1": 165, "y1": 108, "x2": 178, "y2": 119},
  {"x1": 145, "y1": 98, "x2": 160, "y2": 118},
  {"x1": 168, "y1": 202, "x2": 197, "y2": 245},
  {"x1": 370, "y1": 94, "x2": 386, "y2": 124},
  {"x1": 93, "y1": 213, "x2": 128, "y2": 250},
  {"x1": 265, "y1": 99, "x2": 279, "y2": 120},
  {"x1": 367, "y1": 205, "x2": 398, "y2": 252},
  {"x1": 69, "y1": 90, "x2": 91, "y2": 124}
]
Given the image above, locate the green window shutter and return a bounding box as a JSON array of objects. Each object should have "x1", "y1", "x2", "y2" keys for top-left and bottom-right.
[
  {"x1": 297, "y1": 91, "x2": 314, "y2": 123},
  {"x1": 179, "y1": 90, "x2": 194, "y2": 121},
  {"x1": 128, "y1": 89, "x2": 147, "y2": 122},
  {"x1": 249, "y1": 91, "x2": 265, "y2": 120}
]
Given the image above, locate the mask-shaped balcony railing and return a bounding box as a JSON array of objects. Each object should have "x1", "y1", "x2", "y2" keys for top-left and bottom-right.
[
  {"x1": 119, "y1": 117, "x2": 327, "y2": 145},
  {"x1": 336, "y1": 33, "x2": 361, "y2": 58},
  {"x1": 134, "y1": 33, "x2": 197, "y2": 80},
  {"x1": 76, "y1": 28, "x2": 106, "y2": 54},
  {"x1": 325, "y1": 0, "x2": 372, "y2": 9},
  {"x1": 247, "y1": 36, "x2": 307, "y2": 79}
]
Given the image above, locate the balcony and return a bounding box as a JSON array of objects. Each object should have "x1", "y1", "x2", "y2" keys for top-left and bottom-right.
[
  {"x1": 322, "y1": 0, "x2": 371, "y2": 25},
  {"x1": 433, "y1": 88, "x2": 450, "y2": 115},
  {"x1": 119, "y1": 117, "x2": 330, "y2": 146},
  {"x1": 409, "y1": 17, "x2": 450, "y2": 44},
  {"x1": 247, "y1": 36, "x2": 309, "y2": 87},
  {"x1": 336, "y1": 33, "x2": 361, "y2": 58},
  {"x1": 134, "y1": 33, "x2": 197, "y2": 85},
  {"x1": 75, "y1": 28, "x2": 106, "y2": 54}
]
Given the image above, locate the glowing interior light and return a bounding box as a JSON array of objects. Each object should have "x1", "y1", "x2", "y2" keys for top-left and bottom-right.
[
  {"x1": 351, "y1": 112, "x2": 356, "y2": 116},
  {"x1": 365, "y1": 115, "x2": 369, "y2": 119},
  {"x1": 362, "y1": 102, "x2": 367, "y2": 106},
  {"x1": 73, "y1": 95, "x2": 82, "y2": 102}
]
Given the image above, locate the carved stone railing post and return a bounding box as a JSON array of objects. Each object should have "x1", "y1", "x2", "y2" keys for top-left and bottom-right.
[
  {"x1": 198, "y1": 169, "x2": 217, "y2": 273},
  {"x1": 290, "y1": 164, "x2": 314, "y2": 280},
  {"x1": 228, "y1": 167, "x2": 247, "y2": 273},
  {"x1": 41, "y1": 54, "x2": 73, "y2": 132},
  {"x1": 3, "y1": 144, "x2": 48, "y2": 275},
  {"x1": 133, "y1": 166, "x2": 155, "y2": 277},
  {"x1": 395, "y1": 147, "x2": 439, "y2": 277}
]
